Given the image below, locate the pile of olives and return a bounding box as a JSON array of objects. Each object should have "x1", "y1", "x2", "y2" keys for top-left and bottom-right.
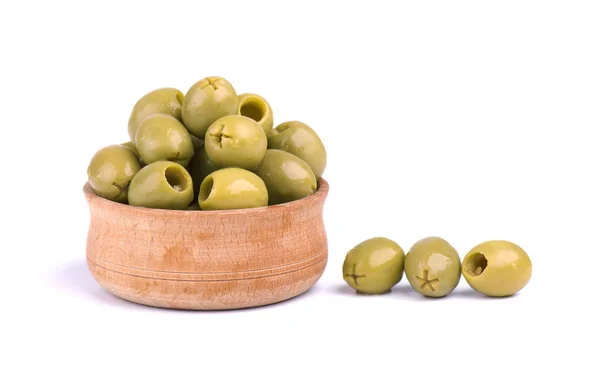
[
  {"x1": 87, "y1": 77, "x2": 327, "y2": 210},
  {"x1": 343, "y1": 237, "x2": 532, "y2": 297}
]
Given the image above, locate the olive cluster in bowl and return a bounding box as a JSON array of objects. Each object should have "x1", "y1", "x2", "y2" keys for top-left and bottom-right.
[
  {"x1": 343, "y1": 237, "x2": 532, "y2": 297},
  {"x1": 87, "y1": 76, "x2": 327, "y2": 210}
]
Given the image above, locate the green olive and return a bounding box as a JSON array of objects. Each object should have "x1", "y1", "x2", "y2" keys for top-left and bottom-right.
[
  {"x1": 181, "y1": 76, "x2": 238, "y2": 138},
  {"x1": 199, "y1": 168, "x2": 268, "y2": 211},
  {"x1": 462, "y1": 240, "x2": 532, "y2": 297},
  {"x1": 135, "y1": 113, "x2": 195, "y2": 167},
  {"x1": 404, "y1": 237, "x2": 461, "y2": 298},
  {"x1": 128, "y1": 161, "x2": 193, "y2": 210},
  {"x1": 188, "y1": 144, "x2": 220, "y2": 199},
  {"x1": 204, "y1": 115, "x2": 267, "y2": 170},
  {"x1": 127, "y1": 88, "x2": 184, "y2": 143},
  {"x1": 87, "y1": 145, "x2": 142, "y2": 203},
  {"x1": 254, "y1": 149, "x2": 317, "y2": 205},
  {"x1": 342, "y1": 237, "x2": 405, "y2": 294},
  {"x1": 121, "y1": 141, "x2": 138, "y2": 156},
  {"x1": 268, "y1": 121, "x2": 327, "y2": 178},
  {"x1": 237, "y1": 93, "x2": 273, "y2": 134}
]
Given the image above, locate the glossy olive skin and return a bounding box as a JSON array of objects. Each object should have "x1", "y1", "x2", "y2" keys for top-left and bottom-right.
[
  {"x1": 405, "y1": 237, "x2": 461, "y2": 297},
  {"x1": 462, "y1": 240, "x2": 532, "y2": 297},
  {"x1": 135, "y1": 113, "x2": 194, "y2": 167},
  {"x1": 342, "y1": 237, "x2": 405, "y2": 294},
  {"x1": 128, "y1": 161, "x2": 193, "y2": 210},
  {"x1": 121, "y1": 141, "x2": 138, "y2": 156},
  {"x1": 188, "y1": 144, "x2": 220, "y2": 199},
  {"x1": 181, "y1": 77, "x2": 238, "y2": 138},
  {"x1": 127, "y1": 88, "x2": 184, "y2": 142},
  {"x1": 87, "y1": 145, "x2": 142, "y2": 203},
  {"x1": 237, "y1": 93, "x2": 273, "y2": 134},
  {"x1": 199, "y1": 168, "x2": 268, "y2": 210},
  {"x1": 205, "y1": 115, "x2": 267, "y2": 170},
  {"x1": 254, "y1": 149, "x2": 317, "y2": 205},
  {"x1": 268, "y1": 121, "x2": 327, "y2": 178}
]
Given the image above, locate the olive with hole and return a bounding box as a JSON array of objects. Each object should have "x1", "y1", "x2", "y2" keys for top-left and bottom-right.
[
  {"x1": 127, "y1": 88, "x2": 184, "y2": 143},
  {"x1": 182, "y1": 76, "x2": 238, "y2": 138},
  {"x1": 342, "y1": 237, "x2": 405, "y2": 294},
  {"x1": 268, "y1": 121, "x2": 327, "y2": 178},
  {"x1": 199, "y1": 168, "x2": 268, "y2": 211},
  {"x1": 87, "y1": 145, "x2": 142, "y2": 203},
  {"x1": 254, "y1": 149, "x2": 317, "y2": 205},
  {"x1": 204, "y1": 115, "x2": 267, "y2": 170},
  {"x1": 188, "y1": 144, "x2": 220, "y2": 199},
  {"x1": 237, "y1": 93, "x2": 273, "y2": 134},
  {"x1": 128, "y1": 161, "x2": 194, "y2": 210},
  {"x1": 462, "y1": 240, "x2": 532, "y2": 297},
  {"x1": 404, "y1": 237, "x2": 461, "y2": 297},
  {"x1": 135, "y1": 113, "x2": 195, "y2": 167}
]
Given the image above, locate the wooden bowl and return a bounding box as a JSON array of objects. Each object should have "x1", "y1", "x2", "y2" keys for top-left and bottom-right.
[{"x1": 83, "y1": 179, "x2": 329, "y2": 310}]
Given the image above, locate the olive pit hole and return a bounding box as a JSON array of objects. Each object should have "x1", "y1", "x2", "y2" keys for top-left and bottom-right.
[
  {"x1": 465, "y1": 253, "x2": 488, "y2": 276},
  {"x1": 240, "y1": 100, "x2": 265, "y2": 123},
  {"x1": 199, "y1": 177, "x2": 214, "y2": 202},
  {"x1": 165, "y1": 167, "x2": 187, "y2": 192}
]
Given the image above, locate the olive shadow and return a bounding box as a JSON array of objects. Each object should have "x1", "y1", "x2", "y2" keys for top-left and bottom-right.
[
  {"x1": 331, "y1": 283, "x2": 396, "y2": 298},
  {"x1": 331, "y1": 282, "x2": 517, "y2": 300},
  {"x1": 47, "y1": 258, "x2": 142, "y2": 310},
  {"x1": 395, "y1": 284, "x2": 517, "y2": 300},
  {"x1": 47, "y1": 258, "x2": 322, "y2": 313}
]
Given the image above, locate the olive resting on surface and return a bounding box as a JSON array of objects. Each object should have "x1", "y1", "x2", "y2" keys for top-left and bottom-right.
[
  {"x1": 405, "y1": 236, "x2": 461, "y2": 297},
  {"x1": 342, "y1": 237, "x2": 405, "y2": 295},
  {"x1": 462, "y1": 240, "x2": 532, "y2": 297}
]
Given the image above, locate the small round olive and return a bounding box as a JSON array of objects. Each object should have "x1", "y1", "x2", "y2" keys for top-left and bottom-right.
[
  {"x1": 181, "y1": 76, "x2": 238, "y2": 138},
  {"x1": 342, "y1": 237, "x2": 405, "y2": 294},
  {"x1": 237, "y1": 93, "x2": 273, "y2": 134},
  {"x1": 268, "y1": 121, "x2": 327, "y2": 178},
  {"x1": 204, "y1": 115, "x2": 267, "y2": 170},
  {"x1": 188, "y1": 144, "x2": 220, "y2": 199},
  {"x1": 254, "y1": 149, "x2": 316, "y2": 205},
  {"x1": 87, "y1": 145, "x2": 142, "y2": 203},
  {"x1": 128, "y1": 161, "x2": 193, "y2": 210},
  {"x1": 199, "y1": 168, "x2": 268, "y2": 211},
  {"x1": 462, "y1": 240, "x2": 532, "y2": 297},
  {"x1": 127, "y1": 88, "x2": 184, "y2": 143},
  {"x1": 404, "y1": 237, "x2": 461, "y2": 298},
  {"x1": 135, "y1": 113, "x2": 195, "y2": 167}
]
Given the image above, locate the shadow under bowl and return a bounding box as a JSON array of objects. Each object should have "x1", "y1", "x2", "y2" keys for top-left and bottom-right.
[{"x1": 83, "y1": 179, "x2": 329, "y2": 310}]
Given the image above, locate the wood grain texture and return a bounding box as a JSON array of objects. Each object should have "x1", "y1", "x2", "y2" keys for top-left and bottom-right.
[{"x1": 83, "y1": 179, "x2": 329, "y2": 310}]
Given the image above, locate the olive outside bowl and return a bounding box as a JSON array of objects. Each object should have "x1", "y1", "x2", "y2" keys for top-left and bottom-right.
[{"x1": 83, "y1": 179, "x2": 329, "y2": 310}]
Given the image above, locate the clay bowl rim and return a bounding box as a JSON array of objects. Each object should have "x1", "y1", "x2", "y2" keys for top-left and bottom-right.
[{"x1": 83, "y1": 178, "x2": 329, "y2": 216}]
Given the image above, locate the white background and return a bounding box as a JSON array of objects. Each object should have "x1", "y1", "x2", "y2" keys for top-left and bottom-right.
[{"x1": 1, "y1": 1, "x2": 599, "y2": 367}]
